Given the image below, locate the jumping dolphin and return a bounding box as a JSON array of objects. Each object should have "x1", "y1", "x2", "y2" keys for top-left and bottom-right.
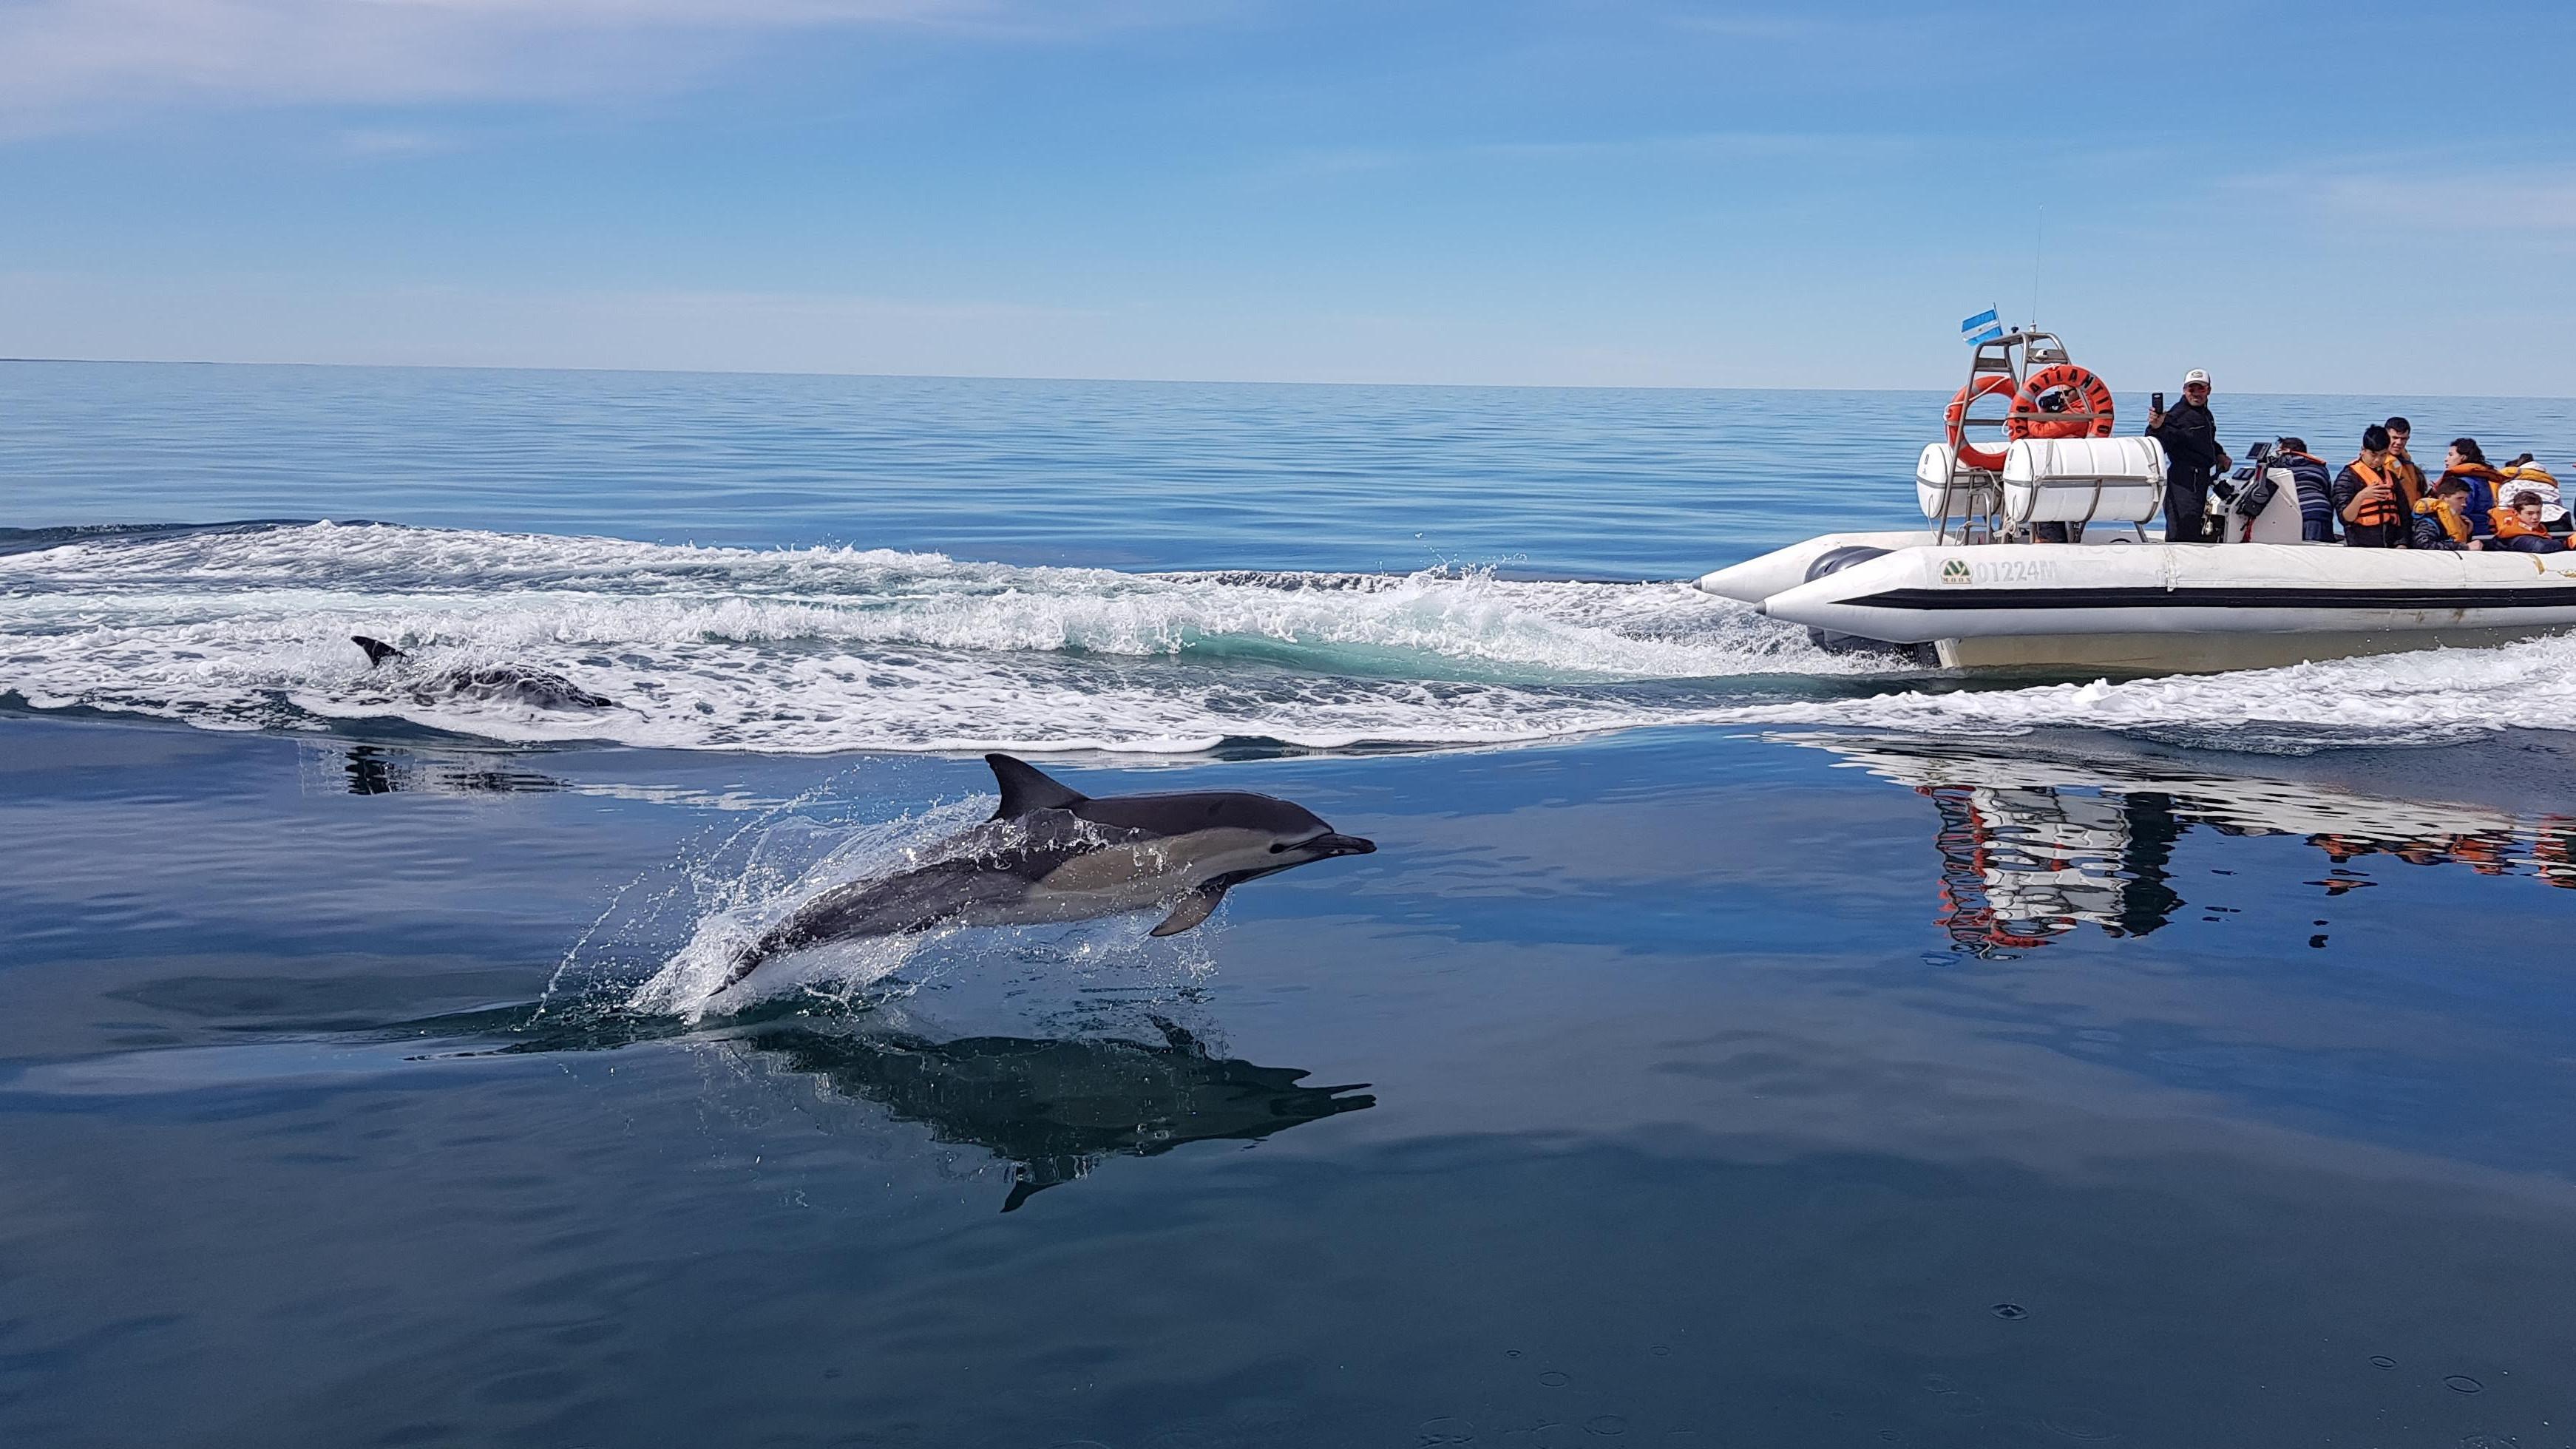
[
  {"x1": 714, "y1": 754, "x2": 1377, "y2": 994},
  {"x1": 350, "y1": 634, "x2": 614, "y2": 710}
]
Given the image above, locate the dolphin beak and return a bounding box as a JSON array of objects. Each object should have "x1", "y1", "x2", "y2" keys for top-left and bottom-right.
[{"x1": 1309, "y1": 832, "x2": 1376, "y2": 857}]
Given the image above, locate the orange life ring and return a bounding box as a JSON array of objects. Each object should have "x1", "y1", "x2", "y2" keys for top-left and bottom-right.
[
  {"x1": 2009, "y1": 364, "x2": 2115, "y2": 441},
  {"x1": 1944, "y1": 374, "x2": 2018, "y2": 471}
]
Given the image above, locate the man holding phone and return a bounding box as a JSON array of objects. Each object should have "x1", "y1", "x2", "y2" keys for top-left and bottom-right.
[{"x1": 2148, "y1": 369, "x2": 2231, "y2": 542}]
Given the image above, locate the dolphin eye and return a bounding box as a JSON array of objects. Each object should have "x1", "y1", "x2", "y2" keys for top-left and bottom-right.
[{"x1": 1269, "y1": 841, "x2": 1290, "y2": 853}]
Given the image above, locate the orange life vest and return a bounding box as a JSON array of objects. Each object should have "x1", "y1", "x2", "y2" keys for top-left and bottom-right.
[
  {"x1": 2492, "y1": 506, "x2": 2554, "y2": 542},
  {"x1": 2345, "y1": 459, "x2": 2402, "y2": 528}
]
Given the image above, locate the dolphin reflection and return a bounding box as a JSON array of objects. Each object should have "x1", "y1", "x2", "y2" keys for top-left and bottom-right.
[
  {"x1": 734, "y1": 1017, "x2": 1375, "y2": 1211},
  {"x1": 408, "y1": 1004, "x2": 1375, "y2": 1210}
]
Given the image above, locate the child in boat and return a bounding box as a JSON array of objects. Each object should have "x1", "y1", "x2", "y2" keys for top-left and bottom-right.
[
  {"x1": 2410, "y1": 476, "x2": 2481, "y2": 552},
  {"x1": 2500, "y1": 455, "x2": 2568, "y2": 535},
  {"x1": 2277, "y1": 438, "x2": 2337, "y2": 542},
  {"x1": 2490, "y1": 491, "x2": 2568, "y2": 554},
  {"x1": 2441, "y1": 438, "x2": 2511, "y2": 539}
]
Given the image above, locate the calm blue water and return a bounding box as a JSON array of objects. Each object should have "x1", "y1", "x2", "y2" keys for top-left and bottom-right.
[
  {"x1": 12, "y1": 360, "x2": 2573, "y2": 573},
  {"x1": 7, "y1": 362, "x2": 2576, "y2": 1447}
]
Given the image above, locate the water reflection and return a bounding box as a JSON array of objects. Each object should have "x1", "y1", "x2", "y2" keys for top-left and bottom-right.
[
  {"x1": 1792, "y1": 734, "x2": 2576, "y2": 954},
  {"x1": 416, "y1": 1002, "x2": 1374, "y2": 1212},
  {"x1": 331, "y1": 744, "x2": 564, "y2": 796},
  {"x1": 733, "y1": 1017, "x2": 1375, "y2": 1211}
]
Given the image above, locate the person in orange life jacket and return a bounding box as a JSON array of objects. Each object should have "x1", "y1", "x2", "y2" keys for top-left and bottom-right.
[
  {"x1": 2500, "y1": 454, "x2": 2569, "y2": 535},
  {"x1": 2409, "y1": 475, "x2": 2482, "y2": 552},
  {"x1": 2491, "y1": 491, "x2": 2568, "y2": 554},
  {"x1": 2383, "y1": 417, "x2": 2428, "y2": 515},
  {"x1": 2442, "y1": 438, "x2": 2510, "y2": 537},
  {"x1": 2276, "y1": 438, "x2": 2337, "y2": 542},
  {"x1": 2146, "y1": 370, "x2": 2230, "y2": 541},
  {"x1": 2333, "y1": 424, "x2": 2407, "y2": 548}
]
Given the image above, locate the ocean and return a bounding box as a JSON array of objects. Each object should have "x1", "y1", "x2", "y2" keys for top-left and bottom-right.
[{"x1": 6, "y1": 360, "x2": 2576, "y2": 1446}]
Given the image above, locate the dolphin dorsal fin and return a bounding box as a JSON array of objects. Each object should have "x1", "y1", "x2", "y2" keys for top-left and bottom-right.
[
  {"x1": 351, "y1": 634, "x2": 407, "y2": 667},
  {"x1": 986, "y1": 754, "x2": 1086, "y2": 819}
]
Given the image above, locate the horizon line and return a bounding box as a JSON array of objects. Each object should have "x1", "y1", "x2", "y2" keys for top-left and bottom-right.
[{"x1": 4, "y1": 354, "x2": 2572, "y2": 404}]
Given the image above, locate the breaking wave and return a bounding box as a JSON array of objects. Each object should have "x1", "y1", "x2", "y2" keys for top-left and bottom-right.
[{"x1": 4, "y1": 520, "x2": 2574, "y2": 753}]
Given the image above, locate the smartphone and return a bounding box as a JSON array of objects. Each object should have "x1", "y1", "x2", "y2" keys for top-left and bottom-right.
[{"x1": 2152, "y1": 390, "x2": 2165, "y2": 414}]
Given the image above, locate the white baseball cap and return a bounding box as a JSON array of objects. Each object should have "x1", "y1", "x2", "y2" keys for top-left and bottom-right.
[{"x1": 2183, "y1": 369, "x2": 2211, "y2": 387}]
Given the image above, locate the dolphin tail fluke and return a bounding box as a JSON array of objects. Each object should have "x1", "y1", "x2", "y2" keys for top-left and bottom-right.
[
  {"x1": 351, "y1": 634, "x2": 407, "y2": 667},
  {"x1": 986, "y1": 753, "x2": 1087, "y2": 819},
  {"x1": 1149, "y1": 882, "x2": 1228, "y2": 937}
]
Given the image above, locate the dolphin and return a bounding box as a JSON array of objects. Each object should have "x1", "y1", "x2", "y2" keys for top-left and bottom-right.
[
  {"x1": 714, "y1": 753, "x2": 1377, "y2": 994},
  {"x1": 350, "y1": 634, "x2": 614, "y2": 710}
]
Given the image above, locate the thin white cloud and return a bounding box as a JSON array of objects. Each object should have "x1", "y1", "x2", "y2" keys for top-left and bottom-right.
[
  {"x1": 333, "y1": 126, "x2": 468, "y2": 157},
  {"x1": 0, "y1": 0, "x2": 1171, "y2": 139},
  {"x1": 2226, "y1": 156, "x2": 2576, "y2": 235},
  {"x1": 1255, "y1": 130, "x2": 1916, "y2": 187}
]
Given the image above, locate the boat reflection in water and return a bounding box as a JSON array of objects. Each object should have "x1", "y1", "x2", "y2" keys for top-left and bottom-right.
[
  {"x1": 309, "y1": 743, "x2": 566, "y2": 796},
  {"x1": 1786, "y1": 733, "x2": 2576, "y2": 954},
  {"x1": 732, "y1": 1017, "x2": 1375, "y2": 1211}
]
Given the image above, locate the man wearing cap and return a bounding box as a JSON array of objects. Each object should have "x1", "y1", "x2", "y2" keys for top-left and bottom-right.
[{"x1": 2147, "y1": 370, "x2": 2229, "y2": 542}]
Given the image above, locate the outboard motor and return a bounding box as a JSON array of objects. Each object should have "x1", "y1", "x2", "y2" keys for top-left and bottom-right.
[{"x1": 1800, "y1": 546, "x2": 1922, "y2": 659}]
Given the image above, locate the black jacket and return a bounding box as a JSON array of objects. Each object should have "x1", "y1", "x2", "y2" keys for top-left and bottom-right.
[
  {"x1": 2333, "y1": 462, "x2": 2407, "y2": 548},
  {"x1": 2149, "y1": 400, "x2": 2221, "y2": 479},
  {"x1": 2409, "y1": 510, "x2": 2471, "y2": 552}
]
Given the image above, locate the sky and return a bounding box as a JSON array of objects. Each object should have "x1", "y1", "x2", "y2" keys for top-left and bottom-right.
[{"x1": 4, "y1": 0, "x2": 2573, "y2": 393}]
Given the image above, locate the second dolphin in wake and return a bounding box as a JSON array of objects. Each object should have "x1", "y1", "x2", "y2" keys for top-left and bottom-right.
[
  {"x1": 715, "y1": 754, "x2": 1377, "y2": 996},
  {"x1": 350, "y1": 634, "x2": 615, "y2": 710}
]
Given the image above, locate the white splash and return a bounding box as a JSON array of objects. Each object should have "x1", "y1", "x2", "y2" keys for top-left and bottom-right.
[{"x1": 7, "y1": 521, "x2": 2575, "y2": 753}]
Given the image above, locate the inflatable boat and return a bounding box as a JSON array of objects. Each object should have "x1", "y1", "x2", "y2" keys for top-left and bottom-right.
[{"x1": 1696, "y1": 330, "x2": 2576, "y2": 673}]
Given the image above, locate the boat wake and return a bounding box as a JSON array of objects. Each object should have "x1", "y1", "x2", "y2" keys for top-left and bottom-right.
[{"x1": 5, "y1": 520, "x2": 2575, "y2": 753}]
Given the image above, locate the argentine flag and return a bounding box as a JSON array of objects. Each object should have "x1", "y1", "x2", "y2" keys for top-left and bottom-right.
[{"x1": 1961, "y1": 308, "x2": 2005, "y2": 345}]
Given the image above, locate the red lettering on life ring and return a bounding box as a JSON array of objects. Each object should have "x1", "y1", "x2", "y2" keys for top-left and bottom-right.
[
  {"x1": 1944, "y1": 374, "x2": 2018, "y2": 471},
  {"x1": 2009, "y1": 364, "x2": 2115, "y2": 441}
]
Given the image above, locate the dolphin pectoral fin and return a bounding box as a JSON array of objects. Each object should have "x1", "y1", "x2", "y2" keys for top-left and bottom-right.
[
  {"x1": 351, "y1": 635, "x2": 407, "y2": 667},
  {"x1": 986, "y1": 754, "x2": 1088, "y2": 820},
  {"x1": 1150, "y1": 883, "x2": 1229, "y2": 937}
]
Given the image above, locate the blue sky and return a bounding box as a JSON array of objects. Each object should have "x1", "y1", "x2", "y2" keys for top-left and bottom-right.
[{"x1": 5, "y1": 0, "x2": 2572, "y2": 393}]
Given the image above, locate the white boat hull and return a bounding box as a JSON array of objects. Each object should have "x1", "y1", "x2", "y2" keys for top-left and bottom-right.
[{"x1": 1699, "y1": 540, "x2": 2576, "y2": 673}]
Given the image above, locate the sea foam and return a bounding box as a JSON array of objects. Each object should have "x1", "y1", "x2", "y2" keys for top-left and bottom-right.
[{"x1": 4, "y1": 521, "x2": 2572, "y2": 753}]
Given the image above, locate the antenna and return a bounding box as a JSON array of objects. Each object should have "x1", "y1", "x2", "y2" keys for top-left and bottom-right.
[{"x1": 2030, "y1": 206, "x2": 2044, "y2": 329}]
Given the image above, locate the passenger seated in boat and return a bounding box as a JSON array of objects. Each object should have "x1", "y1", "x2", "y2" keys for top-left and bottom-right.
[
  {"x1": 2500, "y1": 455, "x2": 2569, "y2": 535},
  {"x1": 2490, "y1": 491, "x2": 2569, "y2": 554},
  {"x1": 2384, "y1": 418, "x2": 2429, "y2": 515},
  {"x1": 2334, "y1": 425, "x2": 2407, "y2": 549},
  {"x1": 2276, "y1": 438, "x2": 2336, "y2": 542},
  {"x1": 2441, "y1": 438, "x2": 2510, "y2": 538},
  {"x1": 2410, "y1": 476, "x2": 2480, "y2": 552}
]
